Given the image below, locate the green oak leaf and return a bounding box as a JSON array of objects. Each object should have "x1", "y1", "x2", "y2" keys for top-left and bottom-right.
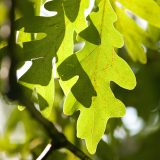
[
  {"x1": 16, "y1": 0, "x2": 89, "y2": 117},
  {"x1": 63, "y1": 0, "x2": 80, "y2": 22},
  {"x1": 16, "y1": 0, "x2": 89, "y2": 85},
  {"x1": 113, "y1": 52, "x2": 160, "y2": 121},
  {"x1": 57, "y1": 0, "x2": 90, "y2": 66},
  {"x1": 57, "y1": 17, "x2": 100, "y2": 107},
  {"x1": 56, "y1": 0, "x2": 98, "y2": 107},
  {"x1": 58, "y1": 54, "x2": 97, "y2": 107},
  {"x1": 16, "y1": 30, "x2": 54, "y2": 118},
  {"x1": 115, "y1": 5, "x2": 159, "y2": 63},
  {"x1": 16, "y1": 0, "x2": 65, "y2": 85},
  {"x1": 117, "y1": 0, "x2": 160, "y2": 28},
  {"x1": 115, "y1": 6, "x2": 147, "y2": 63},
  {"x1": 58, "y1": 0, "x2": 136, "y2": 154},
  {"x1": 109, "y1": 0, "x2": 160, "y2": 63},
  {"x1": 15, "y1": 0, "x2": 58, "y2": 118},
  {"x1": 18, "y1": 71, "x2": 55, "y2": 118},
  {"x1": 18, "y1": 83, "x2": 48, "y2": 109},
  {"x1": 79, "y1": 17, "x2": 101, "y2": 45}
]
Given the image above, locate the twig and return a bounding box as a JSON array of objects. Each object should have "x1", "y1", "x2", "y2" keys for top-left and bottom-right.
[
  {"x1": 23, "y1": 101, "x2": 92, "y2": 160},
  {"x1": 38, "y1": 140, "x2": 92, "y2": 160},
  {"x1": 65, "y1": 141, "x2": 92, "y2": 160}
]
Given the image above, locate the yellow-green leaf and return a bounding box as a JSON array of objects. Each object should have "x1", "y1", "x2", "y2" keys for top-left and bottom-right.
[
  {"x1": 117, "y1": 0, "x2": 160, "y2": 28},
  {"x1": 115, "y1": 6, "x2": 147, "y2": 63},
  {"x1": 58, "y1": 0, "x2": 136, "y2": 154}
]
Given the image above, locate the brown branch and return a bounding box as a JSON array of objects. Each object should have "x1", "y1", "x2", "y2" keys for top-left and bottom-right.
[{"x1": 6, "y1": 0, "x2": 92, "y2": 160}]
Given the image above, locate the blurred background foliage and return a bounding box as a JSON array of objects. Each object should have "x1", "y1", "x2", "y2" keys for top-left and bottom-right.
[{"x1": 0, "y1": 0, "x2": 160, "y2": 160}]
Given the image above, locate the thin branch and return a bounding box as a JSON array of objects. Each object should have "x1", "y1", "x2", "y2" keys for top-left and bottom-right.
[
  {"x1": 38, "y1": 140, "x2": 92, "y2": 160},
  {"x1": 36, "y1": 143, "x2": 52, "y2": 160},
  {"x1": 65, "y1": 141, "x2": 92, "y2": 160},
  {"x1": 22, "y1": 101, "x2": 92, "y2": 160},
  {"x1": 7, "y1": 0, "x2": 92, "y2": 160}
]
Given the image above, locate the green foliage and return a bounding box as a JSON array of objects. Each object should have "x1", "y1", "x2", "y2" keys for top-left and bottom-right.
[
  {"x1": 58, "y1": 0, "x2": 136, "y2": 153},
  {"x1": 114, "y1": 0, "x2": 160, "y2": 63},
  {"x1": 0, "y1": 0, "x2": 160, "y2": 159}
]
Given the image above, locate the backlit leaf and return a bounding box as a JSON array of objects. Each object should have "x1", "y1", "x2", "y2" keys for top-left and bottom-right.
[{"x1": 58, "y1": 0, "x2": 136, "y2": 154}]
